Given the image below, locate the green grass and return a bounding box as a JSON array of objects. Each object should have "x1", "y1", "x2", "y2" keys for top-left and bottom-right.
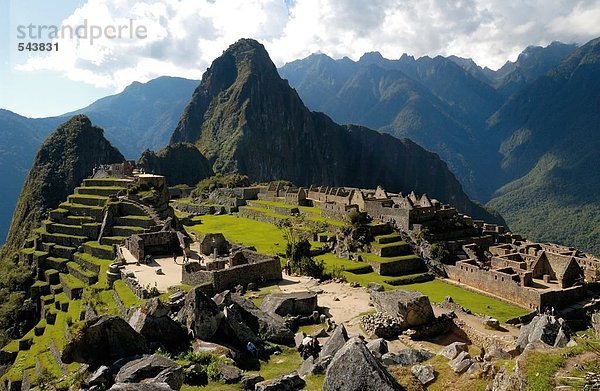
[
  {"x1": 523, "y1": 351, "x2": 566, "y2": 391},
  {"x1": 357, "y1": 252, "x2": 419, "y2": 263},
  {"x1": 243, "y1": 282, "x2": 281, "y2": 307},
  {"x1": 256, "y1": 346, "x2": 302, "y2": 380},
  {"x1": 158, "y1": 284, "x2": 193, "y2": 302},
  {"x1": 76, "y1": 252, "x2": 112, "y2": 288},
  {"x1": 113, "y1": 280, "x2": 145, "y2": 308},
  {"x1": 60, "y1": 273, "x2": 85, "y2": 290},
  {"x1": 304, "y1": 375, "x2": 325, "y2": 390},
  {"x1": 315, "y1": 253, "x2": 373, "y2": 273},
  {"x1": 186, "y1": 214, "x2": 286, "y2": 255},
  {"x1": 249, "y1": 200, "x2": 347, "y2": 227}
]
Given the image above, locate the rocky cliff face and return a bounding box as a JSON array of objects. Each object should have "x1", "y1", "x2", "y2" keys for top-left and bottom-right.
[
  {"x1": 3, "y1": 115, "x2": 124, "y2": 255},
  {"x1": 171, "y1": 39, "x2": 501, "y2": 223},
  {"x1": 138, "y1": 143, "x2": 213, "y2": 186}
]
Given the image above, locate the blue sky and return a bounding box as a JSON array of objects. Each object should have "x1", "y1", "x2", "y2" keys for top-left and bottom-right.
[
  {"x1": 1, "y1": 0, "x2": 112, "y2": 117},
  {"x1": 2, "y1": 0, "x2": 600, "y2": 118}
]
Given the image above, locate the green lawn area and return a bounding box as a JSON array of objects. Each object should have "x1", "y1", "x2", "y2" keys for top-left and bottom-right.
[
  {"x1": 250, "y1": 200, "x2": 347, "y2": 227},
  {"x1": 113, "y1": 280, "x2": 145, "y2": 308},
  {"x1": 185, "y1": 214, "x2": 286, "y2": 255}
]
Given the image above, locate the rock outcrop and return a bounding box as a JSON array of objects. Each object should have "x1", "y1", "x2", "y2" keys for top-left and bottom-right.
[
  {"x1": 129, "y1": 298, "x2": 188, "y2": 351},
  {"x1": 115, "y1": 354, "x2": 184, "y2": 391},
  {"x1": 137, "y1": 143, "x2": 213, "y2": 186},
  {"x1": 109, "y1": 383, "x2": 174, "y2": 391},
  {"x1": 259, "y1": 292, "x2": 318, "y2": 316},
  {"x1": 323, "y1": 337, "x2": 403, "y2": 391},
  {"x1": 411, "y1": 364, "x2": 435, "y2": 385},
  {"x1": 382, "y1": 348, "x2": 433, "y2": 366},
  {"x1": 255, "y1": 373, "x2": 305, "y2": 391},
  {"x1": 370, "y1": 290, "x2": 435, "y2": 329},
  {"x1": 62, "y1": 316, "x2": 149, "y2": 365},
  {"x1": 217, "y1": 292, "x2": 294, "y2": 346},
  {"x1": 320, "y1": 324, "x2": 349, "y2": 359},
  {"x1": 175, "y1": 286, "x2": 223, "y2": 340},
  {"x1": 439, "y1": 341, "x2": 468, "y2": 360},
  {"x1": 516, "y1": 315, "x2": 570, "y2": 351}
]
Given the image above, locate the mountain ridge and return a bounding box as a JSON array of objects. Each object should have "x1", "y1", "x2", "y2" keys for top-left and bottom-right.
[{"x1": 171, "y1": 38, "x2": 502, "y2": 224}]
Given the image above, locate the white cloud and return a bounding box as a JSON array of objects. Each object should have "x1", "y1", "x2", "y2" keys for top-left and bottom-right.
[{"x1": 15, "y1": 0, "x2": 600, "y2": 90}]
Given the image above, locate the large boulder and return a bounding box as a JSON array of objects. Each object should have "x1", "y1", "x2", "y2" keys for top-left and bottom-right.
[
  {"x1": 411, "y1": 364, "x2": 435, "y2": 385},
  {"x1": 516, "y1": 315, "x2": 570, "y2": 351},
  {"x1": 320, "y1": 324, "x2": 349, "y2": 359},
  {"x1": 323, "y1": 337, "x2": 403, "y2": 391},
  {"x1": 370, "y1": 290, "x2": 435, "y2": 329},
  {"x1": 592, "y1": 311, "x2": 600, "y2": 339},
  {"x1": 217, "y1": 292, "x2": 294, "y2": 345},
  {"x1": 115, "y1": 354, "x2": 183, "y2": 390},
  {"x1": 255, "y1": 373, "x2": 305, "y2": 390},
  {"x1": 439, "y1": 342, "x2": 468, "y2": 360},
  {"x1": 109, "y1": 383, "x2": 174, "y2": 391},
  {"x1": 62, "y1": 316, "x2": 149, "y2": 365},
  {"x1": 222, "y1": 302, "x2": 262, "y2": 348},
  {"x1": 192, "y1": 339, "x2": 238, "y2": 360},
  {"x1": 381, "y1": 348, "x2": 433, "y2": 366},
  {"x1": 129, "y1": 298, "x2": 188, "y2": 351},
  {"x1": 260, "y1": 292, "x2": 318, "y2": 316},
  {"x1": 366, "y1": 338, "x2": 388, "y2": 359},
  {"x1": 449, "y1": 351, "x2": 472, "y2": 373},
  {"x1": 175, "y1": 286, "x2": 223, "y2": 340}
]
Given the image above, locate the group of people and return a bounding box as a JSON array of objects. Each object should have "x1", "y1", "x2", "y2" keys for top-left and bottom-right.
[
  {"x1": 298, "y1": 336, "x2": 321, "y2": 360},
  {"x1": 535, "y1": 306, "x2": 556, "y2": 316}
]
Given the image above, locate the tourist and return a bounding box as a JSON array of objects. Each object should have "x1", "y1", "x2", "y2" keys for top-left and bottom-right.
[
  {"x1": 478, "y1": 346, "x2": 485, "y2": 362},
  {"x1": 173, "y1": 252, "x2": 177, "y2": 263},
  {"x1": 300, "y1": 336, "x2": 313, "y2": 360},
  {"x1": 285, "y1": 260, "x2": 291, "y2": 275},
  {"x1": 246, "y1": 341, "x2": 259, "y2": 358},
  {"x1": 310, "y1": 337, "x2": 321, "y2": 359}
]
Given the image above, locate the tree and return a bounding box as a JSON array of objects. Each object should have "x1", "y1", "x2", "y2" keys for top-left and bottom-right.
[{"x1": 276, "y1": 215, "x2": 309, "y2": 271}]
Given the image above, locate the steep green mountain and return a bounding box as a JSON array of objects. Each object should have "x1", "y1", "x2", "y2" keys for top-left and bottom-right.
[
  {"x1": 171, "y1": 39, "x2": 502, "y2": 223},
  {"x1": 487, "y1": 37, "x2": 600, "y2": 254},
  {"x1": 0, "y1": 111, "x2": 62, "y2": 244},
  {"x1": 3, "y1": 115, "x2": 124, "y2": 255},
  {"x1": 0, "y1": 77, "x2": 197, "y2": 245},
  {"x1": 138, "y1": 142, "x2": 214, "y2": 186},
  {"x1": 279, "y1": 53, "x2": 503, "y2": 200}
]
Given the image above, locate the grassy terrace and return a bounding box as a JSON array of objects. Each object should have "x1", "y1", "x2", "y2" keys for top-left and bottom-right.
[
  {"x1": 357, "y1": 252, "x2": 420, "y2": 263},
  {"x1": 186, "y1": 214, "x2": 286, "y2": 255},
  {"x1": 250, "y1": 200, "x2": 347, "y2": 227},
  {"x1": 113, "y1": 280, "x2": 145, "y2": 308}
]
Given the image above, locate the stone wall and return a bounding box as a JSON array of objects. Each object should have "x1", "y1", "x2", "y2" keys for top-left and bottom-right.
[
  {"x1": 367, "y1": 257, "x2": 424, "y2": 276},
  {"x1": 182, "y1": 251, "x2": 281, "y2": 292},
  {"x1": 172, "y1": 201, "x2": 225, "y2": 215},
  {"x1": 446, "y1": 263, "x2": 586, "y2": 310}
]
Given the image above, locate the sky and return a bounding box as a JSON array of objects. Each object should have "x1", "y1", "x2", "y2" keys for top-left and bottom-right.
[{"x1": 2, "y1": 0, "x2": 600, "y2": 118}]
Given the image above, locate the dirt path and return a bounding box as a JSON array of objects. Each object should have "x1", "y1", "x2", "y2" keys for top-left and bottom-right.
[{"x1": 278, "y1": 276, "x2": 519, "y2": 353}]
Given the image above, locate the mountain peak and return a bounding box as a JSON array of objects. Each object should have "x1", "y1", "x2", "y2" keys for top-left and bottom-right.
[
  {"x1": 4, "y1": 116, "x2": 124, "y2": 253},
  {"x1": 170, "y1": 39, "x2": 501, "y2": 223},
  {"x1": 358, "y1": 51, "x2": 385, "y2": 64}
]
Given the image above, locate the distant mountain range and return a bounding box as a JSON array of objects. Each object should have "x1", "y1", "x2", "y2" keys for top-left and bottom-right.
[
  {"x1": 2, "y1": 38, "x2": 599, "y2": 256},
  {"x1": 0, "y1": 77, "x2": 198, "y2": 243},
  {"x1": 280, "y1": 39, "x2": 600, "y2": 255}
]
